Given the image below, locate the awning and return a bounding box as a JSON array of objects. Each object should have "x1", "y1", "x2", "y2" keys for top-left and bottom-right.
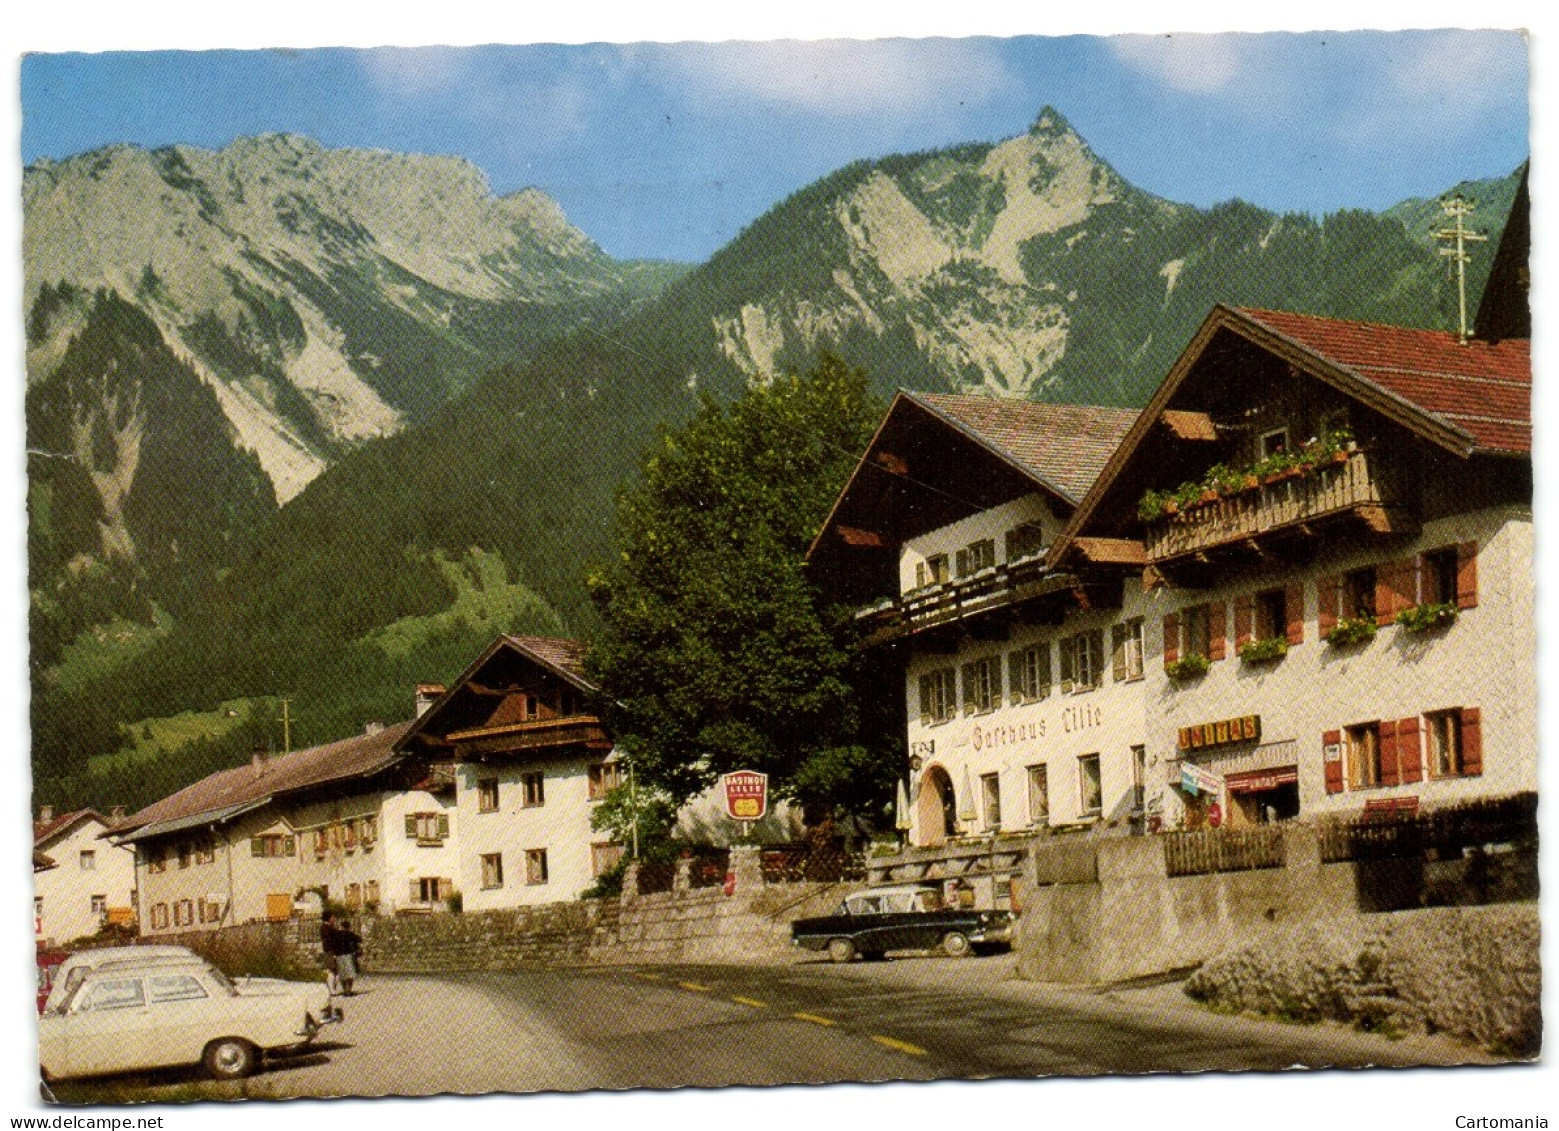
[
  {"x1": 1224, "y1": 766, "x2": 1299, "y2": 794},
  {"x1": 110, "y1": 799, "x2": 271, "y2": 844}
]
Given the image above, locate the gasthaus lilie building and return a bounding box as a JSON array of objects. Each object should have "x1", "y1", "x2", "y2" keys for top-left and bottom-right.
[{"x1": 811, "y1": 206, "x2": 1531, "y2": 863}]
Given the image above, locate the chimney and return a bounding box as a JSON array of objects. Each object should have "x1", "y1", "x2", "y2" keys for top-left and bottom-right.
[
  {"x1": 110, "y1": 805, "x2": 125, "y2": 822},
  {"x1": 39, "y1": 805, "x2": 54, "y2": 824},
  {"x1": 415, "y1": 683, "x2": 446, "y2": 718},
  {"x1": 252, "y1": 745, "x2": 268, "y2": 778},
  {"x1": 364, "y1": 721, "x2": 385, "y2": 736}
]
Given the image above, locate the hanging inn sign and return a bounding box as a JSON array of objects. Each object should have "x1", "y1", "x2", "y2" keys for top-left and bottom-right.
[
  {"x1": 722, "y1": 770, "x2": 769, "y2": 821},
  {"x1": 1178, "y1": 714, "x2": 1261, "y2": 752}
]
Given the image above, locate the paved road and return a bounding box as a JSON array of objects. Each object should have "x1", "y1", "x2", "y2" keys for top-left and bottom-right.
[{"x1": 50, "y1": 954, "x2": 1494, "y2": 1101}]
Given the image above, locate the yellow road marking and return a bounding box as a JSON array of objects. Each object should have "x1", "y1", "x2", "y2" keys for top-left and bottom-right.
[
  {"x1": 871, "y1": 1035, "x2": 928, "y2": 1057},
  {"x1": 679, "y1": 981, "x2": 712, "y2": 992},
  {"x1": 792, "y1": 1012, "x2": 835, "y2": 1026},
  {"x1": 731, "y1": 995, "x2": 768, "y2": 1008}
]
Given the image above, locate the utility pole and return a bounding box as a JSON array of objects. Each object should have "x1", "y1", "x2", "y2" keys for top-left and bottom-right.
[
  {"x1": 1435, "y1": 193, "x2": 1487, "y2": 344},
  {"x1": 277, "y1": 698, "x2": 293, "y2": 755}
]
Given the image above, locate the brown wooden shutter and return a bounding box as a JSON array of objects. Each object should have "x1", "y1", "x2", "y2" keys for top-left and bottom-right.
[
  {"x1": 1285, "y1": 584, "x2": 1306, "y2": 645},
  {"x1": 1233, "y1": 594, "x2": 1255, "y2": 648},
  {"x1": 1059, "y1": 637, "x2": 1075, "y2": 689},
  {"x1": 1317, "y1": 576, "x2": 1340, "y2": 635},
  {"x1": 918, "y1": 675, "x2": 933, "y2": 724},
  {"x1": 1374, "y1": 566, "x2": 1398, "y2": 626},
  {"x1": 955, "y1": 548, "x2": 970, "y2": 578},
  {"x1": 1378, "y1": 718, "x2": 1401, "y2": 787},
  {"x1": 1388, "y1": 559, "x2": 1417, "y2": 621},
  {"x1": 1207, "y1": 602, "x2": 1227, "y2": 661},
  {"x1": 1397, "y1": 716, "x2": 1423, "y2": 784},
  {"x1": 961, "y1": 663, "x2": 975, "y2": 715},
  {"x1": 1323, "y1": 729, "x2": 1344, "y2": 794},
  {"x1": 437, "y1": 813, "x2": 450, "y2": 839},
  {"x1": 1460, "y1": 707, "x2": 1483, "y2": 775},
  {"x1": 1456, "y1": 541, "x2": 1479, "y2": 609},
  {"x1": 1162, "y1": 613, "x2": 1180, "y2": 665},
  {"x1": 405, "y1": 814, "x2": 418, "y2": 838},
  {"x1": 1111, "y1": 624, "x2": 1127, "y2": 682}
]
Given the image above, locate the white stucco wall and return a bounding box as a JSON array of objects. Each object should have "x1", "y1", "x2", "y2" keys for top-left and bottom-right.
[
  {"x1": 455, "y1": 754, "x2": 619, "y2": 910},
  {"x1": 34, "y1": 818, "x2": 136, "y2": 945},
  {"x1": 1145, "y1": 507, "x2": 1535, "y2": 827},
  {"x1": 900, "y1": 494, "x2": 1058, "y2": 593}
]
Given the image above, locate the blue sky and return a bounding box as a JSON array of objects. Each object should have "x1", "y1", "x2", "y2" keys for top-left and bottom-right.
[{"x1": 20, "y1": 30, "x2": 1529, "y2": 262}]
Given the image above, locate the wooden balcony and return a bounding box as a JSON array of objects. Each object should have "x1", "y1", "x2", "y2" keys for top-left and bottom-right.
[
  {"x1": 1143, "y1": 450, "x2": 1416, "y2": 564},
  {"x1": 854, "y1": 555, "x2": 1079, "y2": 648},
  {"x1": 448, "y1": 714, "x2": 612, "y2": 758}
]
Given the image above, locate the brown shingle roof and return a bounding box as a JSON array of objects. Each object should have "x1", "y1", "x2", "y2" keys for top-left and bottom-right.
[
  {"x1": 910, "y1": 393, "x2": 1140, "y2": 502},
  {"x1": 1235, "y1": 308, "x2": 1530, "y2": 456},
  {"x1": 115, "y1": 720, "x2": 414, "y2": 837},
  {"x1": 501, "y1": 635, "x2": 591, "y2": 688}
]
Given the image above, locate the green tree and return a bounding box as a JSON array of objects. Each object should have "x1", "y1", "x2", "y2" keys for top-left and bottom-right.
[{"x1": 585, "y1": 355, "x2": 895, "y2": 825}]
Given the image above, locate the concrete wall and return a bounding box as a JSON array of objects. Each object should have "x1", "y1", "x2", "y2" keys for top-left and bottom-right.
[{"x1": 1015, "y1": 821, "x2": 1535, "y2": 986}]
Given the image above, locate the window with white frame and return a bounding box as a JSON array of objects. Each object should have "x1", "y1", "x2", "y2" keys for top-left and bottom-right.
[
  {"x1": 1111, "y1": 619, "x2": 1144, "y2": 682},
  {"x1": 980, "y1": 772, "x2": 1002, "y2": 830},
  {"x1": 79, "y1": 850, "x2": 96, "y2": 871},
  {"x1": 1426, "y1": 709, "x2": 1466, "y2": 778},
  {"x1": 918, "y1": 668, "x2": 957, "y2": 725},
  {"x1": 1026, "y1": 765, "x2": 1049, "y2": 825},
  {"x1": 1009, "y1": 643, "x2": 1051, "y2": 704},
  {"x1": 1078, "y1": 754, "x2": 1103, "y2": 816},
  {"x1": 1060, "y1": 630, "x2": 1105, "y2": 692},
  {"x1": 406, "y1": 812, "x2": 450, "y2": 843},
  {"x1": 961, "y1": 656, "x2": 1002, "y2": 715},
  {"x1": 588, "y1": 762, "x2": 621, "y2": 800},
  {"x1": 481, "y1": 852, "x2": 505, "y2": 889},
  {"x1": 915, "y1": 554, "x2": 951, "y2": 588},
  {"x1": 478, "y1": 778, "x2": 500, "y2": 813},
  {"x1": 955, "y1": 539, "x2": 996, "y2": 578}
]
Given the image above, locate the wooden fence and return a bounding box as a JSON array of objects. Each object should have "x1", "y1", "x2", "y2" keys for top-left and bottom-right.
[{"x1": 1163, "y1": 825, "x2": 1286, "y2": 877}]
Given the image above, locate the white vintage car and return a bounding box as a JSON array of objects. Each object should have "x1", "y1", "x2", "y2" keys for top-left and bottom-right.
[{"x1": 39, "y1": 957, "x2": 337, "y2": 1081}]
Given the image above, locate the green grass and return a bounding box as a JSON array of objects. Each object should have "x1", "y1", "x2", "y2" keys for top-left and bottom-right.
[
  {"x1": 86, "y1": 697, "x2": 264, "y2": 776},
  {"x1": 361, "y1": 547, "x2": 563, "y2": 660},
  {"x1": 50, "y1": 610, "x2": 172, "y2": 699}
]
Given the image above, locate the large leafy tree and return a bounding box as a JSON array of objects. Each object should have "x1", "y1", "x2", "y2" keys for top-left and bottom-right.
[{"x1": 585, "y1": 355, "x2": 896, "y2": 824}]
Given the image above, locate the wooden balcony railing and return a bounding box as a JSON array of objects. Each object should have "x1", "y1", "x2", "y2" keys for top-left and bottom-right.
[
  {"x1": 1143, "y1": 450, "x2": 1413, "y2": 563},
  {"x1": 854, "y1": 555, "x2": 1077, "y2": 647}
]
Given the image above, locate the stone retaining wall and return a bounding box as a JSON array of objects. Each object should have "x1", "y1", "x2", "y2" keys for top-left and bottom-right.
[{"x1": 1183, "y1": 903, "x2": 1541, "y2": 1055}]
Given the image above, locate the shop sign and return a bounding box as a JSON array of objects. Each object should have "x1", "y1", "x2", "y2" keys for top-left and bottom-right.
[
  {"x1": 1178, "y1": 714, "x2": 1260, "y2": 752},
  {"x1": 1207, "y1": 802, "x2": 1223, "y2": 828},
  {"x1": 1224, "y1": 766, "x2": 1299, "y2": 794},
  {"x1": 721, "y1": 770, "x2": 768, "y2": 821},
  {"x1": 1180, "y1": 761, "x2": 1222, "y2": 797}
]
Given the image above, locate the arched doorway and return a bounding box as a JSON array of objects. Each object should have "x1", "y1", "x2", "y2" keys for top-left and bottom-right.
[{"x1": 916, "y1": 765, "x2": 957, "y2": 847}]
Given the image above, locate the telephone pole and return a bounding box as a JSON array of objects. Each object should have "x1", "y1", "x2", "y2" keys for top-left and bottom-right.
[{"x1": 1435, "y1": 193, "x2": 1487, "y2": 345}]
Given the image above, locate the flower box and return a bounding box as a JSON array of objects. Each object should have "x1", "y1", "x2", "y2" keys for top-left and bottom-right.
[
  {"x1": 1396, "y1": 601, "x2": 1458, "y2": 634},
  {"x1": 1238, "y1": 637, "x2": 1289, "y2": 664},
  {"x1": 1164, "y1": 654, "x2": 1210, "y2": 680},
  {"x1": 1326, "y1": 616, "x2": 1377, "y2": 648}
]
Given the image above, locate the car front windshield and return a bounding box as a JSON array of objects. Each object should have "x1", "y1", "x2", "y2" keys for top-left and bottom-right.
[{"x1": 204, "y1": 966, "x2": 238, "y2": 996}]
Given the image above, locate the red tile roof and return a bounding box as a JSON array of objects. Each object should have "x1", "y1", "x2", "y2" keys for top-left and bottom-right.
[
  {"x1": 34, "y1": 808, "x2": 106, "y2": 847},
  {"x1": 114, "y1": 719, "x2": 414, "y2": 837},
  {"x1": 1236, "y1": 308, "x2": 1531, "y2": 455},
  {"x1": 911, "y1": 393, "x2": 1141, "y2": 502}
]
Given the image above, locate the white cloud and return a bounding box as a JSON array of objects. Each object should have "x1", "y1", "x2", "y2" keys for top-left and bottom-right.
[
  {"x1": 662, "y1": 38, "x2": 1015, "y2": 115},
  {"x1": 1106, "y1": 33, "x2": 1253, "y2": 94},
  {"x1": 357, "y1": 46, "x2": 477, "y2": 96}
]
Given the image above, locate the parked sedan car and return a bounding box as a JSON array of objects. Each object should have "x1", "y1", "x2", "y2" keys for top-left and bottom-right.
[
  {"x1": 41, "y1": 944, "x2": 201, "y2": 1015},
  {"x1": 791, "y1": 883, "x2": 1017, "y2": 962},
  {"x1": 38, "y1": 958, "x2": 337, "y2": 1082}
]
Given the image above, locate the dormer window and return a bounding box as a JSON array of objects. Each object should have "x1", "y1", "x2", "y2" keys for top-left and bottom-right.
[{"x1": 1005, "y1": 523, "x2": 1045, "y2": 562}]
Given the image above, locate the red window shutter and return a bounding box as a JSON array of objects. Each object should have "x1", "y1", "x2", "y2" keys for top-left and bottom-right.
[
  {"x1": 1374, "y1": 565, "x2": 1400, "y2": 627},
  {"x1": 1456, "y1": 542, "x2": 1479, "y2": 609},
  {"x1": 1378, "y1": 718, "x2": 1401, "y2": 787},
  {"x1": 1397, "y1": 716, "x2": 1423, "y2": 784},
  {"x1": 1317, "y1": 576, "x2": 1340, "y2": 635},
  {"x1": 1460, "y1": 707, "x2": 1483, "y2": 775},
  {"x1": 1323, "y1": 729, "x2": 1344, "y2": 794},
  {"x1": 1233, "y1": 594, "x2": 1255, "y2": 648},
  {"x1": 1391, "y1": 559, "x2": 1417, "y2": 617},
  {"x1": 1163, "y1": 613, "x2": 1180, "y2": 665},
  {"x1": 1285, "y1": 584, "x2": 1306, "y2": 645},
  {"x1": 1207, "y1": 602, "x2": 1227, "y2": 661}
]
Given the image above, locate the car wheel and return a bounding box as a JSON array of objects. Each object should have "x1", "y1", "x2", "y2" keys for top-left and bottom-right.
[
  {"x1": 941, "y1": 931, "x2": 972, "y2": 958},
  {"x1": 203, "y1": 1038, "x2": 257, "y2": 1080},
  {"x1": 827, "y1": 937, "x2": 857, "y2": 963}
]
